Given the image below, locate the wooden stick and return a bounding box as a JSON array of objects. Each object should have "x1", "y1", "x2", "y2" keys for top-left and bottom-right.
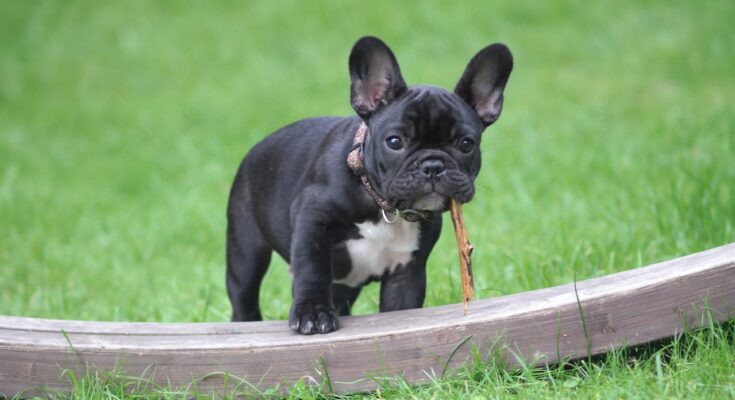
[{"x1": 449, "y1": 198, "x2": 475, "y2": 314}]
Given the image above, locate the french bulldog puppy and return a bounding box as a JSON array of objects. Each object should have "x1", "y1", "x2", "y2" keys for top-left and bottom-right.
[{"x1": 227, "y1": 36, "x2": 512, "y2": 334}]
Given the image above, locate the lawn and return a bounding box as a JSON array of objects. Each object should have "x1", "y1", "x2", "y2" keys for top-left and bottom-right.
[{"x1": 1, "y1": 0, "x2": 734, "y2": 398}]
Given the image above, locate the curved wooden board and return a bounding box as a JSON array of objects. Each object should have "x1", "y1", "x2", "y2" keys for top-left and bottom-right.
[{"x1": 1, "y1": 243, "x2": 734, "y2": 396}]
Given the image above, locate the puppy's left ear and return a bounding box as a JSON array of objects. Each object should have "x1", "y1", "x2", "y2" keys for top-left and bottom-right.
[
  {"x1": 349, "y1": 36, "x2": 407, "y2": 120},
  {"x1": 455, "y1": 43, "x2": 513, "y2": 126}
]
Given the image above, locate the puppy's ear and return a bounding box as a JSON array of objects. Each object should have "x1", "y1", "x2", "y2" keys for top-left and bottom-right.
[
  {"x1": 349, "y1": 36, "x2": 407, "y2": 119},
  {"x1": 455, "y1": 43, "x2": 513, "y2": 126}
]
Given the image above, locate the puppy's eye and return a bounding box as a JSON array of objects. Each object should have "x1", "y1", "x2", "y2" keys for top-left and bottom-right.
[
  {"x1": 385, "y1": 136, "x2": 404, "y2": 150},
  {"x1": 458, "y1": 137, "x2": 476, "y2": 153}
]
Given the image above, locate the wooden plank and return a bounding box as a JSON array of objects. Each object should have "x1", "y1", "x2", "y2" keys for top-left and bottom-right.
[{"x1": 1, "y1": 242, "x2": 734, "y2": 397}]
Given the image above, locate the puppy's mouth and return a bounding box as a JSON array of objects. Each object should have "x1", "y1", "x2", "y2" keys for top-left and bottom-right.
[
  {"x1": 397, "y1": 192, "x2": 449, "y2": 213},
  {"x1": 387, "y1": 167, "x2": 476, "y2": 213}
]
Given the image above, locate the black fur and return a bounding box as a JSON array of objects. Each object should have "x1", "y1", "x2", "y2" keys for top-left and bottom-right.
[{"x1": 227, "y1": 36, "x2": 513, "y2": 334}]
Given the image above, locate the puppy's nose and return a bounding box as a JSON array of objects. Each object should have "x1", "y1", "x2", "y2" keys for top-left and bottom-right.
[{"x1": 420, "y1": 159, "x2": 446, "y2": 180}]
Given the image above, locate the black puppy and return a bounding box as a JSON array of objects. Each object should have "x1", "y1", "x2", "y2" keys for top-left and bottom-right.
[{"x1": 227, "y1": 36, "x2": 512, "y2": 334}]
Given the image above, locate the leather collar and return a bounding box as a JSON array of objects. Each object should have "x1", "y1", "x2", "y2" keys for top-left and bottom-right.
[{"x1": 347, "y1": 122, "x2": 428, "y2": 223}]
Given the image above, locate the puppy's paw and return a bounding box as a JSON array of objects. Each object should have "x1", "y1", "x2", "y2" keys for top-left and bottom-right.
[{"x1": 289, "y1": 302, "x2": 339, "y2": 334}]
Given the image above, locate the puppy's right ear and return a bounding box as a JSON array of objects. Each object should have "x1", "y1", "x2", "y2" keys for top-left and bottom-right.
[{"x1": 349, "y1": 36, "x2": 407, "y2": 120}]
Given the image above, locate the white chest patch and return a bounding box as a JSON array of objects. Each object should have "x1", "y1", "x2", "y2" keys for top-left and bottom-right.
[{"x1": 334, "y1": 218, "x2": 421, "y2": 288}]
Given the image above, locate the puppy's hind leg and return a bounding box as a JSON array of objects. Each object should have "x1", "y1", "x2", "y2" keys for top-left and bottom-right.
[{"x1": 226, "y1": 208, "x2": 272, "y2": 322}]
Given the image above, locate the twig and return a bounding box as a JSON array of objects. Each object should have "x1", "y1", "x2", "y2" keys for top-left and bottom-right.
[{"x1": 449, "y1": 198, "x2": 475, "y2": 314}]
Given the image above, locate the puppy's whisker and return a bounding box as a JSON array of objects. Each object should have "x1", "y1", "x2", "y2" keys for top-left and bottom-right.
[{"x1": 474, "y1": 182, "x2": 495, "y2": 194}]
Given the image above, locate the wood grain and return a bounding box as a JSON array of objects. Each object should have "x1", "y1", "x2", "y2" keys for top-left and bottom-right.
[{"x1": 1, "y1": 243, "x2": 734, "y2": 397}]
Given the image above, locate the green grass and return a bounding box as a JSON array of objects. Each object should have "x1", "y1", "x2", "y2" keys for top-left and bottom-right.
[{"x1": 1, "y1": 0, "x2": 733, "y2": 398}]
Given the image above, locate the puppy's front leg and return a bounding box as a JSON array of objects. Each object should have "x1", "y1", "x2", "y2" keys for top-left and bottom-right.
[
  {"x1": 379, "y1": 260, "x2": 427, "y2": 312},
  {"x1": 379, "y1": 216, "x2": 441, "y2": 312},
  {"x1": 289, "y1": 208, "x2": 339, "y2": 334}
]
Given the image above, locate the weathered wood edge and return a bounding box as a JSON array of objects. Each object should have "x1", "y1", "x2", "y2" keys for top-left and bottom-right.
[{"x1": 1, "y1": 242, "x2": 734, "y2": 397}]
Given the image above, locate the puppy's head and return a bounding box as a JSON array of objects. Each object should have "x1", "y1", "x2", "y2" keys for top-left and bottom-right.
[{"x1": 349, "y1": 36, "x2": 513, "y2": 212}]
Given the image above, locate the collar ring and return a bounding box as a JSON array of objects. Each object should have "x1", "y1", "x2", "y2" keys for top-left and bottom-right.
[{"x1": 381, "y1": 208, "x2": 399, "y2": 224}]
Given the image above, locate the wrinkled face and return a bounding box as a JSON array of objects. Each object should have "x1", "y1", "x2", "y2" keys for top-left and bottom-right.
[
  {"x1": 364, "y1": 86, "x2": 485, "y2": 212},
  {"x1": 348, "y1": 36, "x2": 513, "y2": 213}
]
